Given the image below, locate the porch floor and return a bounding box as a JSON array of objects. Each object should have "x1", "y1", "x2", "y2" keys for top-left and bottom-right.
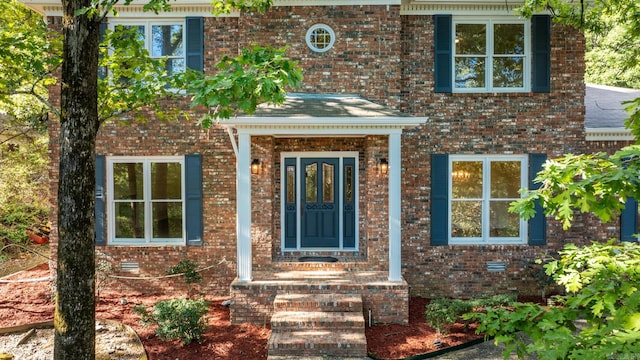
[{"x1": 230, "y1": 270, "x2": 409, "y2": 325}]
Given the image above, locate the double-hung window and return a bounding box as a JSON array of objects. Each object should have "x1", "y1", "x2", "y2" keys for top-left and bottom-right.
[
  {"x1": 453, "y1": 18, "x2": 529, "y2": 92},
  {"x1": 109, "y1": 20, "x2": 186, "y2": 76},
  {"x1": 449, "y1": 155, "x2": 527, "y2": 244},
  {"x1": 107, "y1": 156, "x2": 185, "y2": 245}
]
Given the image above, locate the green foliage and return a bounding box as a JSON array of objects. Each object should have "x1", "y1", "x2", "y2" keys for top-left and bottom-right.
[
  {"x1": 165, "y1": 259, "x2": 203, "y2": 285},
  {"x1": 180, "y1": 45, "x2": 303, "y2": 128},
  {"x1": 0, "y1": 138, "x2": 49, "y2": 246},
  {"x1": 426, "y1": 295, "x2": 515, "y2": 335},
  {"x1": 516, "y1": 0, "x2": 640, "y2": 143},
  {"x1": 97, "y1": 26, "x2": 185, "y2": 124},
  {"x1": 133, "y1": 297, "x2": 210, "y2": 345},
  {"x1": 466, "y1": 242, "x2": 640, "y2": 359},
  {"x1": 0, "y1": 0, "x2": 61, "y2": 124},
  {"x1": 511, "y1": 146, "x2": 640, "y2": 229}
]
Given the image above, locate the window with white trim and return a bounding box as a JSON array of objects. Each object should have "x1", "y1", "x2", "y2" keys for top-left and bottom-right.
[
  {"x1": 109, "y1": 20, "x2": 185, "y2": 76},
  {"x1": 107, "y1": 157, "x2": 185, "y2": 245},
  {"x1": 454, "y1": 18, "x2": 529, "y2": 92},
  {"x1": 449, "y1": 155, "x2": 527, "y2": 244},
  {"x1": 306, "y1": 24, "x2": 336, "y2": 53}
]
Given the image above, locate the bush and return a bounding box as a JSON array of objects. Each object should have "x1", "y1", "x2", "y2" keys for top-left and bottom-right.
[
  {"x1": 165, "y1": 259, "x2": 203, "y2": 297},
  {"x1": 133, "y1": 297, "x2": 210, "y2": 345},
  {"x1": 465, "y1": 242, "x2": 640, "y2": 359},
  {"x1": 0, "y1": 137, "x2": 49, "y2": 247},
  {"x1": 426, "y1": 295, "x2": 515, "y2": 335},
  {"x1": 0, "y1": 202, "x2": 48, "y2": 246}
]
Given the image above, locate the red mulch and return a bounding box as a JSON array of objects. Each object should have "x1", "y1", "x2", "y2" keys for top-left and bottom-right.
[{"x1": 0, "y1": 263, "x2": 484, "y2": 360}]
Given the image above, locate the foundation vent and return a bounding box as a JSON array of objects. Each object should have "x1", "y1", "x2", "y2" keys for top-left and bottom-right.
[
  {"x1": 120, "y1": 261, "x2": 140, "y2": 273},
  {"x1": 487, "y1": 261, "x2": 507, "y2": 272}
]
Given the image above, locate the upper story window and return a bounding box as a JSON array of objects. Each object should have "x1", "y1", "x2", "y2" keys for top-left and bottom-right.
[
  {"x1": 453, "y1": 18, "x2": 529, "y2": 92},
  {"x1": 449, "y1": 155, "x2": 528, "y2": 245},
  {"x1": 306, "y1": 24, "x2": 336, "y2": 53},
  {"x1": 107, "y1": 156, "x2": 185, "y2": 246},
  {"x1": 109, "y1": 20, "x2": 185, "y2": 76}
]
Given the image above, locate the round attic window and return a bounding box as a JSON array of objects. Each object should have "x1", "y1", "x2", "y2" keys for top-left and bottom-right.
[{"x1": 305, "y1": 24, "x2": 335, "y2": 53}]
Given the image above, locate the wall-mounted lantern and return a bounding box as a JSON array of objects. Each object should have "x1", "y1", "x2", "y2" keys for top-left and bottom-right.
[
  {"x1": 251, "y1": 158, "x2": 262, "y2": 175},
  {"x1": 378, "y1": 158, "x2": 388, "y2": 175}
]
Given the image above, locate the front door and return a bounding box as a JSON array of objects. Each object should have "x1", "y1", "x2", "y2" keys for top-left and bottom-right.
[
  {"x1": 283, "y1": 154, "x2": 357, "y2": 250},
  {"x1": 301, "y1": 158, "x2": 339, "y2": 247}
]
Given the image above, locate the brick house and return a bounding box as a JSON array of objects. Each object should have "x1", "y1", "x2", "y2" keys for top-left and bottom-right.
[{"x1": 28, "y1": 0, "x2": 633, "y2": 331}]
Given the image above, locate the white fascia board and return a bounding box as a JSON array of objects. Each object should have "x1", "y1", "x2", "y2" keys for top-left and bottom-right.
[
  {"x1": 20, "y1": 0, "x2": 235, "y2": 17},
  {"x1": 585, "y1": 128, "x2": 635, "y2": 142},
  {"x1": 275, "y1": 0, "x2": 400, "y2": 5},
  {"x1": 223, "y1": 117, "x2": 426, "y2": 136}
]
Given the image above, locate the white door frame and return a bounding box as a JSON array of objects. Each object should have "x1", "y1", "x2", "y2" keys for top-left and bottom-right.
[{"x1": 280, "y1": 151, "x2": 360, "y2": 252}]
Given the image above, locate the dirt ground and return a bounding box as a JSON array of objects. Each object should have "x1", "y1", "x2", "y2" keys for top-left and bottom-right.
[{"x1": 0, "y1": 259, "x2": 483, "y2": 360}]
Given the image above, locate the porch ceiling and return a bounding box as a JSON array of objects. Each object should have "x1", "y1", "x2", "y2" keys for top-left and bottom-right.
[{"x1": 223, "y1": 93, "x2": 426, "y2": 136}]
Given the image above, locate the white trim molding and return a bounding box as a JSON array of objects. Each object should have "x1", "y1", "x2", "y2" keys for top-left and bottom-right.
[
  {"x1": 585, "y1": 128, "x2": 635, "y2": 142},
  {"x1": 223, "y1": 117, "x2": 426, "y2": 137}
]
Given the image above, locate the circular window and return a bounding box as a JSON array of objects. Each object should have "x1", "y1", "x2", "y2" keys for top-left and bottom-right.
[{"x1": 305, "y1": 24, "x2": 335, "y2": 53}]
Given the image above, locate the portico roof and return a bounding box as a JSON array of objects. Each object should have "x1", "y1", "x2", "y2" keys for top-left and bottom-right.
[{"x1": 223, "y1": 94, "x2": 426, "y2": 136}]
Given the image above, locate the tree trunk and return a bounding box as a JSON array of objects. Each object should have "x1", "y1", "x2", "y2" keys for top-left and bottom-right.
[{"x1": 54, "y1": 0, "x2": 100, "y2": 358}]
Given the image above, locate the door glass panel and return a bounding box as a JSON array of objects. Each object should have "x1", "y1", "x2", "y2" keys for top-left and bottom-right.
[
  {"x1": 305, "y1": 163, "x2": 317, "y2": 203},
  {"x1": 345, "y1": 166, "x2": 353, "y2": 203},
  {"x1": 287, "y1": 165, "x2": 295, "y2": 204},
  {"x1": 323, "y1": 163, "x2": 334, "y2": 203}
]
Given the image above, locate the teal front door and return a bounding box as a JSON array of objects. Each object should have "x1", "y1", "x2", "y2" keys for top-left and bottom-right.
[
  {"x1": 301, "y1": 158, "x2": 339, "y2": 247},
  {"x1": 283, "y1": 155, "x2": 357, "y2": 250}
]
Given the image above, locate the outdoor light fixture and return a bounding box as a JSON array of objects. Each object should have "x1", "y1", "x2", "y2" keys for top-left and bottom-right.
[
  {"x1": 251, "y1": 159, "x2": 262, "y2": 175},
  {"x1": 378, "y1": 158, "x2": 388, "y2": 174}
]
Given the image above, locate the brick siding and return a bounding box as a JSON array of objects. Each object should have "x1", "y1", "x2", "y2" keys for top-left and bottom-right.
[{"x1": 45, "y1": 6, "x2": 611, "y2": 304}]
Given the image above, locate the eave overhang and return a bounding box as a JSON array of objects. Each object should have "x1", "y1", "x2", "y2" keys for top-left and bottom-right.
[{"x1": 223, "y1": 117, "x2": 426, "y2": 137}]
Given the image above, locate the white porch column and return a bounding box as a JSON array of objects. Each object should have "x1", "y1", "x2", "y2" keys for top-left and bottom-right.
[
  {"x1": 388, "y1": 131, "x2": 402, "y2": 282},
  {"x1": 237, "y1": 133, "x2": 252, "y2": 282}
]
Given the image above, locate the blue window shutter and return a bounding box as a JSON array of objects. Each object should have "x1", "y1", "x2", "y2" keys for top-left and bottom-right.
[
  {"x1": 185, "y1": 154, "x2": 203, "y2": 246},
  {"x1": 434, "y1": 15, "x2": 452, "y2": 93},
  {"x1": 95, "y1": 154, "x2": 106, "y2": 246},
  {"x1": 620, "y1": 197, "x2": 638, "y2": 242},
  {"x1": 531, "y1": 15, "x2": 551, "y2": 93},
  {"x1": 431, "y1": 154, "x2": 449, "y2": 246},
  {"x1": 186, "y1": 17, "x2": 204, "y2": 72},
  {"x1": 528, "y1": 153, "x2": 547, "y2": 245}
]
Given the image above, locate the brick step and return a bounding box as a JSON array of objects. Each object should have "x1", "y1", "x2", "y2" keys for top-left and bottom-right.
[
  {"x1": 271, "y1": 311, "x2": 365, "y2": 330},
  {"x1": 273, "y1": 293, "x2": 363, "y2": 312},
  {"x1": 267, "y1": 329, "x2": 367, "y2": 357}
]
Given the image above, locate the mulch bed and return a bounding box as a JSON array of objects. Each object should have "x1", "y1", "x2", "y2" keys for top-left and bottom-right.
[{"x1": 1, "y1": 263, "x2": 486, "y2": 360}]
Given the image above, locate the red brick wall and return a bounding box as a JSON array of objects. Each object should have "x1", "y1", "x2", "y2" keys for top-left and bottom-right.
[
  {"x1": 399, "y1": 18, "x2": 589, "y2": 297},
  {"x1": 45, "y1": 7, "x2": 602, "y2": 299}
]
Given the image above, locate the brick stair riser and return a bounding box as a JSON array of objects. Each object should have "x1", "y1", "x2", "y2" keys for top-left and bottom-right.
[
  {"x1": 273, "y1": 296, "x2": 363, "y2": 313},
  {"x1": 271, "y1": 317, "x2": 365, "y2": 330},
  {"x1": 268, "y1": 293, "x2": 368, "y2": 358}
]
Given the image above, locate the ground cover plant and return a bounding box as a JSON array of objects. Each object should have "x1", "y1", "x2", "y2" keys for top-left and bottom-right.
[{"x1": 465, "y1": 241, "x2": 640, "y2": 359}]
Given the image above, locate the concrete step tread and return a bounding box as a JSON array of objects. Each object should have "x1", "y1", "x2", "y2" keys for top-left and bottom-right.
[
  {"x1": 271, "y1": 311, "x2": 364, "y2": 325},
  {"x1": 274, "y1": 293, "x2": 363, "y2": 311},
  {"x1": 268, "y1": 329, "x2": 367, "y2": 352}
]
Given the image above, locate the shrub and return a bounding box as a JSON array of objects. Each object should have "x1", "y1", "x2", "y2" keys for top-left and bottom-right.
[
  {"x1": 133, "y1": 297, "x2": 210, "y2": 345},
  {"x1": 165, "y1": 259, "x2": 203, "y2": 297},
  {"x1": 426, "y1": 295, "x2": 515, "y2": 335},
  {"x1": 465, "y1": 242, "x2": 640, "y2": 359}
]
